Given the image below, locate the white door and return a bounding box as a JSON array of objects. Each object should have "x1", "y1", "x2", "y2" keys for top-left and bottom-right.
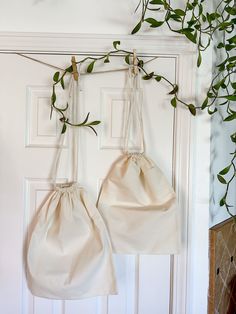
[{"x1": 0, "y1": 36, "x2": 193, "y2": 314}]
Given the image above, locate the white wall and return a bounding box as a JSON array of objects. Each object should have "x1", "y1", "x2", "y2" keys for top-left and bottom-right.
[
  {"x1": 0, "y1": 0, "x2": 189, "y2": 35},
  {"x1": 210, "y1": 110, "x2": 236, "y2": 227},
  {"x1": 209, "y1": 15, "x2": 236, "y2": 226},
  {"x1": 0, "y1": 0, "x2": 138, "y2": 34}
]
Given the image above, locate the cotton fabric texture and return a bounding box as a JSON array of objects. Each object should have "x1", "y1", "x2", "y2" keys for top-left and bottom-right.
[
  {"x1": 97, "y1": 153, "x2": 180, "y2": 254},
  {"x1": 27, "y1": 183, "x2": 117, "y2": 299},
  {"x1": 26, "y1": 78, "x2": 117, "y2": 299},
  {"x1": 97, "y1": 69, "x2": 180, "y2": 254}
]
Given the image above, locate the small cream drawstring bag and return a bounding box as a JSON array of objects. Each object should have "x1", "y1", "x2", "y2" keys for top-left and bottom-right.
[
  {"x1": 97, "y1": 69, "x2": 180, "y2": 254},
  {"x1": 27, "y1": 77, "x2": 117, "y2": 299}
]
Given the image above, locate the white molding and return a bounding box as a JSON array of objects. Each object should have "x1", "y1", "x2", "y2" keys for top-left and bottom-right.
[
  {"x1": 0, "y1": 32, "x2": 196, "y2": 55},
  {"x1": 171, "y1": 52, "x2": 196, "y2": 314}
]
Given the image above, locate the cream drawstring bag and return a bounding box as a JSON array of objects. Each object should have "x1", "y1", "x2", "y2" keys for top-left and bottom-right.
[
  {"x1": 97, "y1": 69, "x2": 180, "y2": 254},
  {"x1": 27, "y1": 77, "x2": 117, "y2": 299}
]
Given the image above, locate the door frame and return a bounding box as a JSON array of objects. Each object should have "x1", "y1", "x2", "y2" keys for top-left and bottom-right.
[{"x1": 0, "y1": 31, "x2": 208, "y2": 314}]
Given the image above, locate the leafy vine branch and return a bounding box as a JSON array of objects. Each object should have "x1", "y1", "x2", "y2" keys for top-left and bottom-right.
[
  {"x1": 132, "y1": 0, "x2": 236, "y2": 217},
  {"x1": 51, "y1": 0, "x2": 235, "y2": 216},
  {"x1": 51, "y1": 41, "x2": 199, "y2": 137}
]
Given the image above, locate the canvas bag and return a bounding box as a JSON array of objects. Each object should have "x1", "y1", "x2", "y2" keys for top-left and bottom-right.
[
  {"x1": 26, "y1": 77, "x2": 117, "y2": 299},
  {"x1": 97, "y1": 69, "x2": 180, "y2": 254}
]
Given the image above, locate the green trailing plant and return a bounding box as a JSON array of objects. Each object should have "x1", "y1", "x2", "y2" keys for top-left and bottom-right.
[
  {"x1": 131, "y1": 0, "x2": 236, "y2": 217},
  {"x1": 51, "y1": 72, "x2": 101, "y2": 135},
  {"x1": 51, "y1": 3, "x2": 235, "y2": 215},
  {"x1": 51, "y1": 41, "x2": 197, "y2": 133}
]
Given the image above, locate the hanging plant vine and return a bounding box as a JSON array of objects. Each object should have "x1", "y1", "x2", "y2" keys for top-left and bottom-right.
[
  {"x1": 51, "y1": 41, "x2": 197, "y2": 135},
  {"x1": 51, "y1": 0, "x2": 235, "y2": 216},
  {"x1": 131, "y1": 0, "x2": 236, "y2": 217}
]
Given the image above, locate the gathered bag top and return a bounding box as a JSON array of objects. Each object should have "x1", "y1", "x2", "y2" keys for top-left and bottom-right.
[{"x1": 97, "y1": 69, "x2": 180, "y2": 254}]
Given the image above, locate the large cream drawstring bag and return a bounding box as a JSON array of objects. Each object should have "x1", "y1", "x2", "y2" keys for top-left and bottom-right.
[
  {"x1": 27, "y1": 78, "x2": 117, "y2": 299},
  {"x1": 97, "y1": 69, "x2": 180, "y2": 254}
]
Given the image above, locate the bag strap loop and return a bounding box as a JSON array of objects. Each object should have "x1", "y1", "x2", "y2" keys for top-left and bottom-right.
[
  {"x1": 51, "y1": 75, "x2": 80, "y2": 187},
  {"x1": 123, "y1": 68, "x2": 145, "y2": 154}
]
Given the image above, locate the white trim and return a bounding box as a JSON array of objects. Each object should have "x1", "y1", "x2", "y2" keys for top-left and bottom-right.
[
  {"x1": 0, "y1": 32, "x2": 196, "y2": 55},
  {"x1": 171, "y1": 52, "x2": 196, "y2": 314},
  {"x1": 1, "y1": 31, "x2": 196, "y2": 314}
]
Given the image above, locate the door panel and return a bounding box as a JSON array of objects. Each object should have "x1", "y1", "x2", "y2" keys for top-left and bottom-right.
[{"x1": 0, "y1": 52, "x2": 177, "y2": 314}]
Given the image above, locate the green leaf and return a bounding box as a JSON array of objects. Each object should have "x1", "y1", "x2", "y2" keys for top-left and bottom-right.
[
  {"x1": 202, "y1": 14, "x2": 206, "y2": 22},
  {"x1": 138, "y1": 59, "x2": 144, "y2": 68},
  {"x1": 113, "y1": 41, "x2": 121, "y2": 49},
  {"x1": 181, "y1": 27, "x2": 194, "y2": 33},
  {"x1": 224, "y1": 113, "x2": 236, "y2": 121},
  {"x1": 228, "y1": 35, "x2": 236, "y2": 44},
  {"x1": 87, "y1": 61, "x2": 95, "y2": 73},
  {"x1": 169, "y1": 14, "x2": 182, "y2": 22},
  {"x1": 143, "y1": 72, "x2": 154, "y2": 80},
  {"x1": 198, "y1": 3, "x2": 203, "y2": 15},
  {"x1": 225, "y1": 44, "x2": 235, "y2": 51},
  {"x1": 174, "y1": 9, "x2": 185, "y2": 16},
  {"x1": 226, "y1": 62, "x2": 235, "y2": 71},
  {"x1": 217, "y1": 174, "x2": 227, "y2": 184},
  {"x1": 231, "y1": 82, "x2": 236, "y2": 89},
  {"x1": 155, "y1": 75, "x2": 162, "y2": 82},
  {"x1": 145, "y1": 18, "x2": 164, "y2": 27},
  {"x1": 230, "y1": 132, "x2": 236, "y2": 143},
  {"x1": 168, "y1": 85, "x2": 178, "y2": 95},
  {"x1": 201, "y1": 97, "x2": 208, "y2": 109},
  {"x1": 125, "y1": 54, "x2": 130, "y2": 65},
  {"x1": 219, "y1": 64, "x2": 225, "y2": 71},
  {"x1": 60, "y1": 77, "x2": 65, "y2": 89},
  {"x1": 104, "y1": 56, "x2": 110, "y2": 63},
  {"x1": 181, "y1": 29, "x2": 197, "y2": 43},
  {"x1": 61, "y1": 123, "x2": 67, "y2": 134},
  {"x1": 217, "y1": 42, "x2": 225, "y2": 48},
  {"x1": 225, "y1": 6, "x2": 236, "y2": 15},
  {"x1": 228, "y1": 56, "x2": 236, "y2": 62},
  {"x1": 213, "y1": 79, "x2": 225, "y2": 91},
  {"x1": 53, "y1": 71, "x2": 60, "y2": 82},
  {"x1": 88, "y1": 120, "x2": 101, "y2": 126},
  {"x1": 184, "y1": 32, "x2": 197, "y2": 44},
  {"x1": 51, "y1": 91, "x2": 56, "y2": 105},
  {"x1": 188, "y1": 20, "x2": 197, "y2": 27},
  {"x1": 207, "y1": 92, "x2": 214, "y2": 98},
  {"x1": 197, "y1": 51, "x2": 202, "y2": 67},
  {"x1": 131, "y1": 21, "x2": 142, "y2": 34},
  {"x1": 171, "y1": 97, "x2": 177, "y2": 108},
  {"x1": 149, "y1": 0, "x2": 163, "y2": 4},
  {"x1": 220, "y1": 196, "x2": 226, "y2": 207},
  {"x1": 219, "y1": 165, "x2": 231, "y2": 175},
  {"x1": 187, "y1": 3, "x2": 193, "y2": 10},
  {"x1": 188, "y1": 104, "x2": 196, "y2": 116},
  {"x1": 65, "y1": 65, "x2": 73, "y2": 73},
  {"x1": 224, "y1": 95, "x2": 236, "y2": 101}
]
